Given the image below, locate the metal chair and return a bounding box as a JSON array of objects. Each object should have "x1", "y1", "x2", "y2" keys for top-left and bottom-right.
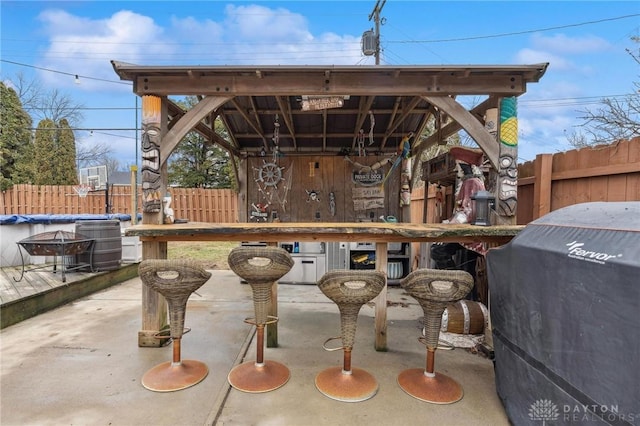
[
  {"x1": 227, "y1": 246, "x2": 294, "y2": 393},
  {"x1": 138, "y1": 259, "x2": 212, "y2": 392},
  {"x1": 398, "y1": 268, "x2": 474, "y2": 404},
  {"x1": 315, "y1": 270, "x2": 386, "y2": 402}
]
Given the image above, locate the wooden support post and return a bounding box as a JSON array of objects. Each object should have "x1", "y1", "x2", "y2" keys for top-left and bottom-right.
[
  {"x1": 130, "y1": 165, "x2": 138, "y2": 225},
  {"x1": 267, "y1": 242, "x2": 278, "y2": 348},
  {"x1": 533, "y1": 153, "x2": 553, "y2": 220},
  {"x1": 374, "y1": 242, "x2": 388, "y2": 351},
  {"x1": 138, "y1": 95, "x2": 170, "y2": 347},
  {"x1": 138, "y1": 240, "x2": 168, "y2": 347}
]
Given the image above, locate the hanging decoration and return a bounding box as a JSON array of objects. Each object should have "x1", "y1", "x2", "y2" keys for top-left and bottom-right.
[
  {"x1": 381, "y1": 132, "x2": 413, "y2": 186},
  {"x1": 329, "y1": 192, "x2": 336, "y2": 216},
  {"x1": 251, "y1": 114, "x2": 292, "y2": 218},
  {"x1": 368, "y1": 110, "x2": 375, "y2": 145},
  {"x1": 357, "y1": 129, "x2": 366, "y2": 157},
  {"x1": 399, "y1": 156, "x2": 412, "y2": 207},
  {"x1": 344, "y1": 155, "x2": 393, "y2": 173},
  {"x1": 356, "y1": 111, "x2": 376, "y2": 156}
]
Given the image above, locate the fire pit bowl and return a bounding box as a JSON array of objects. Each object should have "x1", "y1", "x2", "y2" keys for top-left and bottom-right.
[{"x1": 15, "y1": 230, "x2": 95, "y2": 283}]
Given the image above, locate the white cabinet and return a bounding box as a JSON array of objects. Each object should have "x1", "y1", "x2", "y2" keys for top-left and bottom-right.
[{"x1": 279, "y1": 254, "x2": 326, "y2": 284}]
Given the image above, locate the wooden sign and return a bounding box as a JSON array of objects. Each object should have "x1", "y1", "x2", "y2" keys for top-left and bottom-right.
[
  {"x1": 352, "y1": 169, "x2": 384, "y2": 186},
  {"x1": 353, "y1": 198, "x2": 385, "y2": 211},
  {"x1": 353, "y1": 186, "x2": 385, "y2": 198}
]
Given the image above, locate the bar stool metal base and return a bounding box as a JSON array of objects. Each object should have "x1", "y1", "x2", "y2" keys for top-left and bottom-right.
[
  {"x1": 228, "y1": 360, "x2": 290, "y2": 393},
  {"x1": 141, "y1": 360, "x2": 209, "y2": 392},
  {"x1": 397, "y1": 368, "x2": 463, "y2": 404},
  {"x1": 315, "y1": 366, "x2": 379, "y2": 402}
]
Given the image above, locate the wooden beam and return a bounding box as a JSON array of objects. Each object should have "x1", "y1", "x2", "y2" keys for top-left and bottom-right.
[
  {"x1": 275, "y1": 96, "x2": 297, "y2": 149},
  {"x1": 229, "y1": 98, "x2": 267, "y2": 145},
  {"x1": 134, "y1": 73, "x2": 529, "y2": 97},
  {"x1": 383, "y1": 96, "x2": 422, "y2": 145},
  {"x1": 167, "y1": 100, "x2": 240, "y2": 156},
  {"x1": 161, "y1": 96, "x2": 230, "y2": 163},
  {"x1": 381, "y1": 97, "x2": 402, "y2": 149},
  {"x1": 421, "y1": 96, "x2": 499, "y2": 147},
  {"x1": 423, "y1": 96, "x2": 499, "y2": 168}
]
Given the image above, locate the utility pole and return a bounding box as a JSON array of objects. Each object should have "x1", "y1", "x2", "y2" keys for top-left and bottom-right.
[{"x1": 368, "y1": 0, "x2": 386, "y2": 65}]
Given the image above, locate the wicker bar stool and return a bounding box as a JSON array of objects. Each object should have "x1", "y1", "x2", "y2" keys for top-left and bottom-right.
[
  {"x1": 138, "y1": 259, "x2": 212, "y2": 392},
  {"x1": 398, "y1": 268, "x2": 474, "y2": 404},
  {"x1": 227, "y1": 246, "x2": 294, "y2": 393},
  {"x1": 315, "y1": 270, "x2": 386, "y2": 402}
]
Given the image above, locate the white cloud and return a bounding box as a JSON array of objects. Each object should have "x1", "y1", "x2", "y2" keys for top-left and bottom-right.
[
  {"x1": 35, "y1": 5, "x2": 365, "y2": 80},
  {"x1": 37, "y1": 9, "x2": 169, "y2": 91},
  {"x1": 530, "y1": 33, "x2": 611, "y2": 55},
  {"x1": 515, "y1": 48, "x2": 574, "y2": 71},
  {"x1": 223, "y1": 4, "x2": 312, "y2": 42}
]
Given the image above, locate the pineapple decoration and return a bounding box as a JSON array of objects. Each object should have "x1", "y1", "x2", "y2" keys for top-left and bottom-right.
[
  {"x1": 499, "y1": 98, "x2": 518, "y2": 147},
  {"x1": 496, "y1": 97, "x2": 519, "y2": 218}
]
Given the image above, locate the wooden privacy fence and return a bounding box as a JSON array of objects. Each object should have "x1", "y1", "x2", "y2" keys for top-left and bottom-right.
[
  {"x1": 0, "y1": 185, "x2": 239, "y2": 223},
  {"x1": 517, "y1": 137, "x2": 640, "y2": 224}
]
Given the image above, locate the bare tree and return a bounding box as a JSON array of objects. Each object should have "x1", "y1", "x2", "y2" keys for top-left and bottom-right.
[
  {"x1": 568, "y1": 85, "x2": 640, "y2": 147},
  {"x1": 568, "y1": 38, "x2": 640, "y2": 147},
  {"x1": 9, "y1": 73, "x2": 85, "y2": 127},
  {"x1": 75, "y1": 140, "x2": 115, "y2": 169}
]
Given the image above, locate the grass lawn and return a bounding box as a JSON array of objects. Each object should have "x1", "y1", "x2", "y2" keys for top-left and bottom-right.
[{"x1": 167, "y1": 241, "x2": 237, "y2": 269}]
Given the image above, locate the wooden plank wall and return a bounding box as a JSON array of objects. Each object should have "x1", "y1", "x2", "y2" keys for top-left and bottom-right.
[
  {"x1": 0, "y1": 184, "x2": 238, "y2": 223},
  {"x1": 244, "y1": 155, "x2": 401, "y2": 223}
]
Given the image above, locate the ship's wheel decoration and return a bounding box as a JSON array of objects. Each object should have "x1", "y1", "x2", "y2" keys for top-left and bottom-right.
[
  {"x1": 253, "y1": 160, "x2": 291, "y2": 213},
  {"x1": 257, "y1": 160, "x2": 284, "y2": 188}
]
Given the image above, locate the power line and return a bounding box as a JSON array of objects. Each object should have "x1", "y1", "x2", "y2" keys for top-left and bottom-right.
[
  {"x1": 4, "y1": 57, "x2": 634, "y2": 112},
  {"x1": 387, "y1": 14, "x2": 640, "y2": 44},
  {"x1": 0, "y1": 59, "x2": 131, "y2": 85},
  {"x1": 3, "y1": 13, "x2": 638, "y2": 47}
]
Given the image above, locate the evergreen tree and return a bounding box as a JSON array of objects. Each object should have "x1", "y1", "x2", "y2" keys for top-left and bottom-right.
[
  {"x1": 32, "y1": 119, "x2": 57, "y2": 185},
  {"x1": 56, "y1": 119, "x2": 79, "y2": 184},
  {"x1": 0, "y1": 82, "x2": 33, "y2": 190},
  {"x1": 168, "y1": 97, "x2": 233, "y2": 188},
  {"x1": 168, "y1": 128, "x2": 232, "y2": 188}
]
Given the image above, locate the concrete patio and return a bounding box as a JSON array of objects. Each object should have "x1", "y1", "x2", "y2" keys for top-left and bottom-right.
[{"x1": 0, "y1": 269, "x2": 509, "y2": 425}]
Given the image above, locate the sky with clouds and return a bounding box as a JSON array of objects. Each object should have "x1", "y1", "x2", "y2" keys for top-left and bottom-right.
[{"x1": 1, "y1": 1, "x2": 638, "y2": 169}]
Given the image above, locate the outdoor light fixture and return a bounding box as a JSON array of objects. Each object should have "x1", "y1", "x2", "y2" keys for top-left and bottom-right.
[{"x1": 471, "y1": 190, "x2": 495, "y2": 226}]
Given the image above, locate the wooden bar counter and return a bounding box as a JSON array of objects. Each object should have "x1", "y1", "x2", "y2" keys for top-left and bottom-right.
[{"x1": 126, "y1": 222, "x2": 523, "y2": 350}]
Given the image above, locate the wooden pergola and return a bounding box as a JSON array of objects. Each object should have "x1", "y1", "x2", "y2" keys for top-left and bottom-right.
[
  {"x1": 111, "y1": 62, "x2": 548, "y2": 347},
  {"x1": 112, "y1": 62, "x2": 547, "y2": 166}
]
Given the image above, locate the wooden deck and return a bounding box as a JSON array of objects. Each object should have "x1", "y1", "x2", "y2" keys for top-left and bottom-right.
[{"x1": 0, "y1": 263, "x2": 139, "y2": 329}]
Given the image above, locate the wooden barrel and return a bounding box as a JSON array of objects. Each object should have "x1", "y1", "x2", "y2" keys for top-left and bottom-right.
[
  {"x1": 441, "y1": 300, "x2": 488, "y2": 335},
  {"x1": 75, "y1": 220, "x2": 122, "y2": 271}
]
